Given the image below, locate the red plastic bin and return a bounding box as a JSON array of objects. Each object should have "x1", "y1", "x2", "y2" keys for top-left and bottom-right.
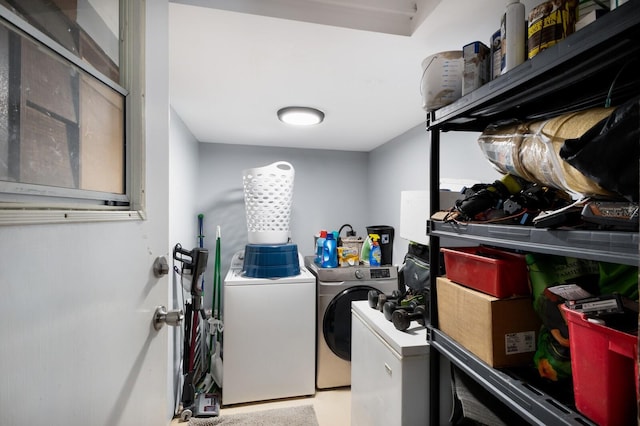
[
  {"x1": 562, "y1": 305, "x2": 638, "y2": 426},
  {"x1": 440, "y1": 246, "x2": 530, "y2": 298}
]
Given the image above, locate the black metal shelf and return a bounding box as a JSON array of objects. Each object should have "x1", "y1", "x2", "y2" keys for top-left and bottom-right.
[
  {"x1": 429, "y1": 220, "x2": 639, "y2": 266},
  {"x1": 427, "y1": 1, "x2": 640, "y2": 132},
  {"x1": 430, "y1": 328, "x2": 596, "y2": 426},
  {"x1": 426, "y1": 2, "x2": 640, "y2": 425}
]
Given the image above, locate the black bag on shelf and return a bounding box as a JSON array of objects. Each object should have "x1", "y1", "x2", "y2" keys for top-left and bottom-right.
[
  {"x1": 399, "y1": 242, "x2": 430, "y2": 294},
  {"x1": 559, "y1": 96, "x2": 639, "y2": 202}
]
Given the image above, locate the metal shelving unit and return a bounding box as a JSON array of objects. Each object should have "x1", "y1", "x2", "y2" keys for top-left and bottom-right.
[
  {"x1": 431, "y1": 329, "x2": 596, "y2": 426},
  {"x1": 428, "y1": 1, "x2": 640, "y2": 131},
  {"x1": 426, "y1": 2, "x2": 640, "y2": 425},
  {"x1": 429, "y1": 221, "x2": 639, "y2": 267}
]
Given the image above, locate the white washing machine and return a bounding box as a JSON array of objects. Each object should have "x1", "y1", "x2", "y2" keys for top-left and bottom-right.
[
  {"x1": 222, "y1": 250, "x2": 316, "y2": 405},
  {"x1": 305, "y1": 257, "x2": 398, "y2": 389}
]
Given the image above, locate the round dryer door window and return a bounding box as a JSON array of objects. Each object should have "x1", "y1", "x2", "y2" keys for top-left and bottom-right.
[{"x1": 323, "y1": 285, "x2": 380, "y2": 361}]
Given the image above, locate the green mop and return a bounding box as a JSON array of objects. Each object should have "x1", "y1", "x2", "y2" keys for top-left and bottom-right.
[{"x1": 209, "y1": 225, "x2": 223, "y2": 390}]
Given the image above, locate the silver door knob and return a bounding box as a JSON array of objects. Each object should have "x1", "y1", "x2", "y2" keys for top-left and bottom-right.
[{"x1": 153, "y1": 305, "x2": 184, "y2": 330}]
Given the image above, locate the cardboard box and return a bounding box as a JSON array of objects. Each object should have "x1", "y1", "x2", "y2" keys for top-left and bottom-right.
[
  {"x1": 436, "y1": 277, "x2": 541, "y2": 368},
  {"x1": 462, "y1": 41, "x2": 490, "y2": 96},
  {"x1": 575, "y1": 9, "x2": 607, "y2": 32}
]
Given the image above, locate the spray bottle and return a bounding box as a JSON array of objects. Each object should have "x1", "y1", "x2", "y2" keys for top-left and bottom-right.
[
  {"x1": 368, "y1": 234, "x2": 381, "y2": 267},
  {"x1": 360, "y1": 235, "x2": 372, "y2": 265}
]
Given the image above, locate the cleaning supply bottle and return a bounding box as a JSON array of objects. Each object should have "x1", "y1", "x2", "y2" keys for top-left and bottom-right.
[
  {"x1": 500, "y1": 0, "x2": 525, "y2": 74},
  {"x1": 315, "y1": 230, "x2": 327, "y2": 264},
  {"x1": 321, "y1": 233, "x2": 338, "y2": 268},
  {"x1": 369, "y1": 234, "x2": 381, "y2": 267},
  {"x1": 360, "y1": 235, "x2": 372, "y2": 265}
]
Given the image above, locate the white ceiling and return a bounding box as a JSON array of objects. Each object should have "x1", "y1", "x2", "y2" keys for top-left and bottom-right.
[{"x1": 168, "y1": 0, "x2": 507, "y2": 151}]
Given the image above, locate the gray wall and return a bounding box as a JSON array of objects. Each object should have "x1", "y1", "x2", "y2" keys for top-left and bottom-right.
[
  {"x1": 368, "y1": 124, "x2": 500, "y2": 264},
  {"x1": 168, "y1": 107, "x2": 201, "y2": 414},
  {"x1": 194, "y1": 123, "x2": 499, "y2": 292},
  {"x1": 196, "y1": 143, "x2": 370, "y2": 285}
]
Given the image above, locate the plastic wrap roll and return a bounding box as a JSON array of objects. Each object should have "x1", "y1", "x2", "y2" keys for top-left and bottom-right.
[{"x1": 477, "y1": 108, "x2": 616, "y2": 197}]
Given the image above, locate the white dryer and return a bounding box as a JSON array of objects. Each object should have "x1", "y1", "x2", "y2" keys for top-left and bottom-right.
[
  {"x1": 305, "y1": 257, "x2": 398, "y2": 389},
  {"x1": 222, "y1": 250, "x2": 316, "y2": 405}
]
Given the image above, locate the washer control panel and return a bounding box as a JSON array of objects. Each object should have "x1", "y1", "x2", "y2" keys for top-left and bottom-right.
[
  {"x1": 369, "y1": 268, "x2": 392, "y2": 279},
  {"x1": 306, "y1": 256, "x2": 397, "y2": 282}
]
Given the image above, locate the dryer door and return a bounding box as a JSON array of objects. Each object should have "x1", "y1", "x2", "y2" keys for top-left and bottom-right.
[{"x1": 323, "y1": 285, "x2": 380, "y2": 361}]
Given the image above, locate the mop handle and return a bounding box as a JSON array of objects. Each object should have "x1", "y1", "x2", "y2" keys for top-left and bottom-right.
[{"x1": 197, "y1": 214, "x2": 205, "y2": 292}]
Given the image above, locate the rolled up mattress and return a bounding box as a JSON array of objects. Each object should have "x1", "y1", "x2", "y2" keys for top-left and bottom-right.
[{"x1": 477, "y1": 108, "x2": 615, "y2": 198}]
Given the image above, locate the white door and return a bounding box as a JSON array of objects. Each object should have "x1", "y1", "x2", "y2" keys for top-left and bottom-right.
[{"x1": 0, "y1": 2, "x2": 174, "y2": 425}]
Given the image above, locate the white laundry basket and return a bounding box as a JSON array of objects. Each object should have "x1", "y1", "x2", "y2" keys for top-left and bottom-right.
[{"x1": 242, "y1": 161, "x2": 295, "y2": 244}]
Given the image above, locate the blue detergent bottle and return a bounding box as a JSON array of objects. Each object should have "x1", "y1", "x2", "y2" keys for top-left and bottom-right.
[{"x1": 321, "y1": 233, "x2": 338, "y2": 268}]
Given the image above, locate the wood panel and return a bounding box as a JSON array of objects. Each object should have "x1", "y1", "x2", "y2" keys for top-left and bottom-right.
[{"x1": 79, "y1": 74, "x2": 123, "y2": 194}]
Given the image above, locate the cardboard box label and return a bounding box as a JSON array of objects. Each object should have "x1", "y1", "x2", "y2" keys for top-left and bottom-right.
[{"x1": 505, "y1": 331, "x2": 536, "y2": 355}]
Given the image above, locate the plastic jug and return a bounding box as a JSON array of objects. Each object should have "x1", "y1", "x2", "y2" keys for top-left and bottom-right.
[{"x1": 321, "y1": 233, "x2": 338, "y2": 268}]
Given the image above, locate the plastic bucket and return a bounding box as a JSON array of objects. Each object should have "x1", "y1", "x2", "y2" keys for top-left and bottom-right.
[
  {"x1": 242, "y1": 161, "x2": 295, "y2": 244},
  {"x1": 420, "y1": 51, "x2": 463, "y2": 111},
  {"x1": 562, "y1": 306, "x2": 638, "y2": 425}
]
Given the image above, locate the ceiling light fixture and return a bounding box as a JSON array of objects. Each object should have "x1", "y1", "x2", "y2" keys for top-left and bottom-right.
[{"x1": 277, "y1": 106, "x2": 325, "y2": 126}]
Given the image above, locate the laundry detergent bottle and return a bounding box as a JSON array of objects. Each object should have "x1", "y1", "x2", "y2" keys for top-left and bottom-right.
[
  {"x1": 321, "y1": 232, "x2": 338, "y2": 268},
  {"x1": 369, "y1": 234, "x2": 381, "y2": 267}
]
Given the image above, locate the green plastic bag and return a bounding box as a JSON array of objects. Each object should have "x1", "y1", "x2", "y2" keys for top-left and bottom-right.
[
  {"x1": 526, "y1": 253, "x2": 638, "y2": 382},
  {"x1": 527, "y1": 254, "x2": 599, "y2": 381},
  {"x1": 598, "y1": 262, "x2": 638, "y2": 300},
  {"x1": 533, "y1": 326, "x2": 572, "y2": 382}
]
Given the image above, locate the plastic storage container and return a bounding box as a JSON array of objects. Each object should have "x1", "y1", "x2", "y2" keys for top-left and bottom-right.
[
  {"x1": 562, "y1": 306, "x2": 638, "y2": 426},
  {"x1": 242, "y1": 161, "x2": 295, "y2": 244},
  {"x1": 440, "y1": 246, "x2": 530, "y2": 298},
  {"x1": 420, "y1": 51, "x2": 463, "y2": 111}
]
